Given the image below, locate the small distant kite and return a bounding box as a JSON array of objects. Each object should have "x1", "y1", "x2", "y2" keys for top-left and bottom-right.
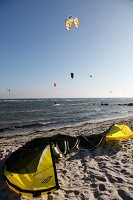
[
  {"x1": 7, "y1": 88, "x2": 10, "y2": 92},
  {"x1": 71, "y1": 73, "x2": 74, "y2": 79},
  {"x1": 65, "y1": 16, "x2": 80, "y2": 30},
  {"x1": 54, "y1": 83, "x2": 56, "y2": 87},
  {"x1": 90, "y1": 75, "x2": 92, "y2": 78}
]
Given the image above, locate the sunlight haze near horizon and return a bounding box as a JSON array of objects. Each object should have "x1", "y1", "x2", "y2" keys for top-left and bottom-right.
[{"x1": 0, "y1": 0, "x2": 133, "y2": 98}]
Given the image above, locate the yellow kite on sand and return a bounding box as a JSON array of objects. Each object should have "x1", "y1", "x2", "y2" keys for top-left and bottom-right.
[
  {"x1": 4, "y1": 144, "x2": 59, "y2": 197},
  {"x1": 105, "y1": 124, "x2": 133, "y2": 141},
  {"x1": 4, "y1": 124, "x2": 133, "y2": 198}
]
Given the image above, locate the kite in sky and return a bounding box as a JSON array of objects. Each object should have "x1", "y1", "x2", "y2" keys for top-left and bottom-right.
[
  {"x1": 65, "y1": 16, "x2": 79, "y2": 30},
  {"x1": 71, "y1": 73, "x2": 74, "y2": 79},
  {"x1": 7, "y1": 88, "x2": 10, "y2": 92}
]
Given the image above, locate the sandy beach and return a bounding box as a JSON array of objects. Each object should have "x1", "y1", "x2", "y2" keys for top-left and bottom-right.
[{"x1": 0, "y1": 116, "x2": 133, "y2": 200}]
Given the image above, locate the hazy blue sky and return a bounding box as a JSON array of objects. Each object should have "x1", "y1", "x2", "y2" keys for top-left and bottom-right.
[{"x1": 1, "y1": 0, "x2": 133, "y2": 98}]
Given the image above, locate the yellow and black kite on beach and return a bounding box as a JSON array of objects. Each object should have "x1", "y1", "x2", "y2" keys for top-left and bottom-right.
[
  {"x1": 4, "y1": 133, "x2": 106, "y2": 197},
  {"x1": 4, "y1": 124, "x2": 133, "y2": 198},
  {"x1": 4, "y1": 143, "x2": 59, "y2": 197}
]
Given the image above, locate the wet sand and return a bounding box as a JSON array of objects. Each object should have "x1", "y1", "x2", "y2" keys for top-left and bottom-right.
[{"x1": 0, "y1": 116, "x2": 133, "y2": 200}]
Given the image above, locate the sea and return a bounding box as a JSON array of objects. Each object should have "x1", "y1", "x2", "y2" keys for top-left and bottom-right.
[{"x1": 0, "y1": 98, "x2": 133, "y2": 137}]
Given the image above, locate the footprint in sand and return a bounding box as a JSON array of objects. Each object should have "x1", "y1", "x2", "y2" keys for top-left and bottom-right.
[
  {"x1": 106, "y1": 173, "x2": 124, "y2": 184},
  {"x1": 98, "y1": 183, "x2": 106, "y2": 191},
  {"x1": 96, "y1": 176, "x2": 107, "y2": 182},
  {"x1": 90, "y1": 183, "x2": 97, "y2": 188},
  {"x1": 120, "y1": 169, "x2": 132, "y2": 177},
  {"x1": 94, "y1": 190, "x2": 99, "y2": 198},
  {"x1": 117, "y1": 189, "x2": 133, "y2": 200},
  {"x1": 121, "y1": 159, "x2": 127, "y2": 164}
]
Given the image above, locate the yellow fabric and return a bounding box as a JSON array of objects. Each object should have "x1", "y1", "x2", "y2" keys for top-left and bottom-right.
[
  {"x1": 4, "y1": 145, "x2": 58, "y2": 197},
  {"x1": 65, "y1": 21, "x2": 73, "y2": 30},
  {"x1": 65, "y1": 17, "x2": 79, "y2": 30},
  {"x1": 73, "y1": 18, "x2": 80, "y2": 28},
  {"x1": 105, "y1": 124, "x2": 133, "y2": 140}
]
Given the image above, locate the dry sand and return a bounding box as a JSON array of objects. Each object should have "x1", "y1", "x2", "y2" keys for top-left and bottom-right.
[{"x1": 0, "y1": 116, "x2": 133, "y2": 200}]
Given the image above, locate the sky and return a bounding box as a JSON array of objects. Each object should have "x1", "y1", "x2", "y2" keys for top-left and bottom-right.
[{"x1": 0, "y1": 0, "x2": 133, "y2": 98}]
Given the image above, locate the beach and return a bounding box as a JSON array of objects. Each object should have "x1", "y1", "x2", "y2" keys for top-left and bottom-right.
[
  {"x1": 0, "y1": 116, "x2": 133, "y2": 200},
  {"x1": 1, "y1": 0, "x2": 133, "y2": 199}
]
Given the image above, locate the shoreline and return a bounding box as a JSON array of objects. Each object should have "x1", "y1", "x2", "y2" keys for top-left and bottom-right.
[
  {"x1": 0, "y1": 116, "x2": 133, "y2": 199},
  {"x1": 0, "y1": 115, "x2": 133, "y2": 139}
]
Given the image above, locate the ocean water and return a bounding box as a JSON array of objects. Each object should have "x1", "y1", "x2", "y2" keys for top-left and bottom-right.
[{"x1": 0, "y1": 98, "x2": 133, "y2": 137}]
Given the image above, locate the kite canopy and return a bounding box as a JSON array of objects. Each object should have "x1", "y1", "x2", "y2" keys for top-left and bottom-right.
[
  {"x1": 105, "y1": 124, "x2": 133, "y2": 140},
  {"x1": 4, "y1": 144, "x2": 59, "y2": 197},
  {"x1": 71, "y1": 73, "x2": 74, "y2": 79},
  {"x1": 65, "y1": 16, "x2": 79, "y2": 30},
  {"x1": 4, "y1": 133, "x2": 107, "y2": 197},
  {"x1": 7, "y1": 88, "x2": 10, "y2": 92}
]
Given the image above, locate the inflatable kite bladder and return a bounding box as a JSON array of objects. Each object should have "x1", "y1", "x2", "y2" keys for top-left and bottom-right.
[{"x1": 105, "y1": 124, "x2": 133, "y2": 141}]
